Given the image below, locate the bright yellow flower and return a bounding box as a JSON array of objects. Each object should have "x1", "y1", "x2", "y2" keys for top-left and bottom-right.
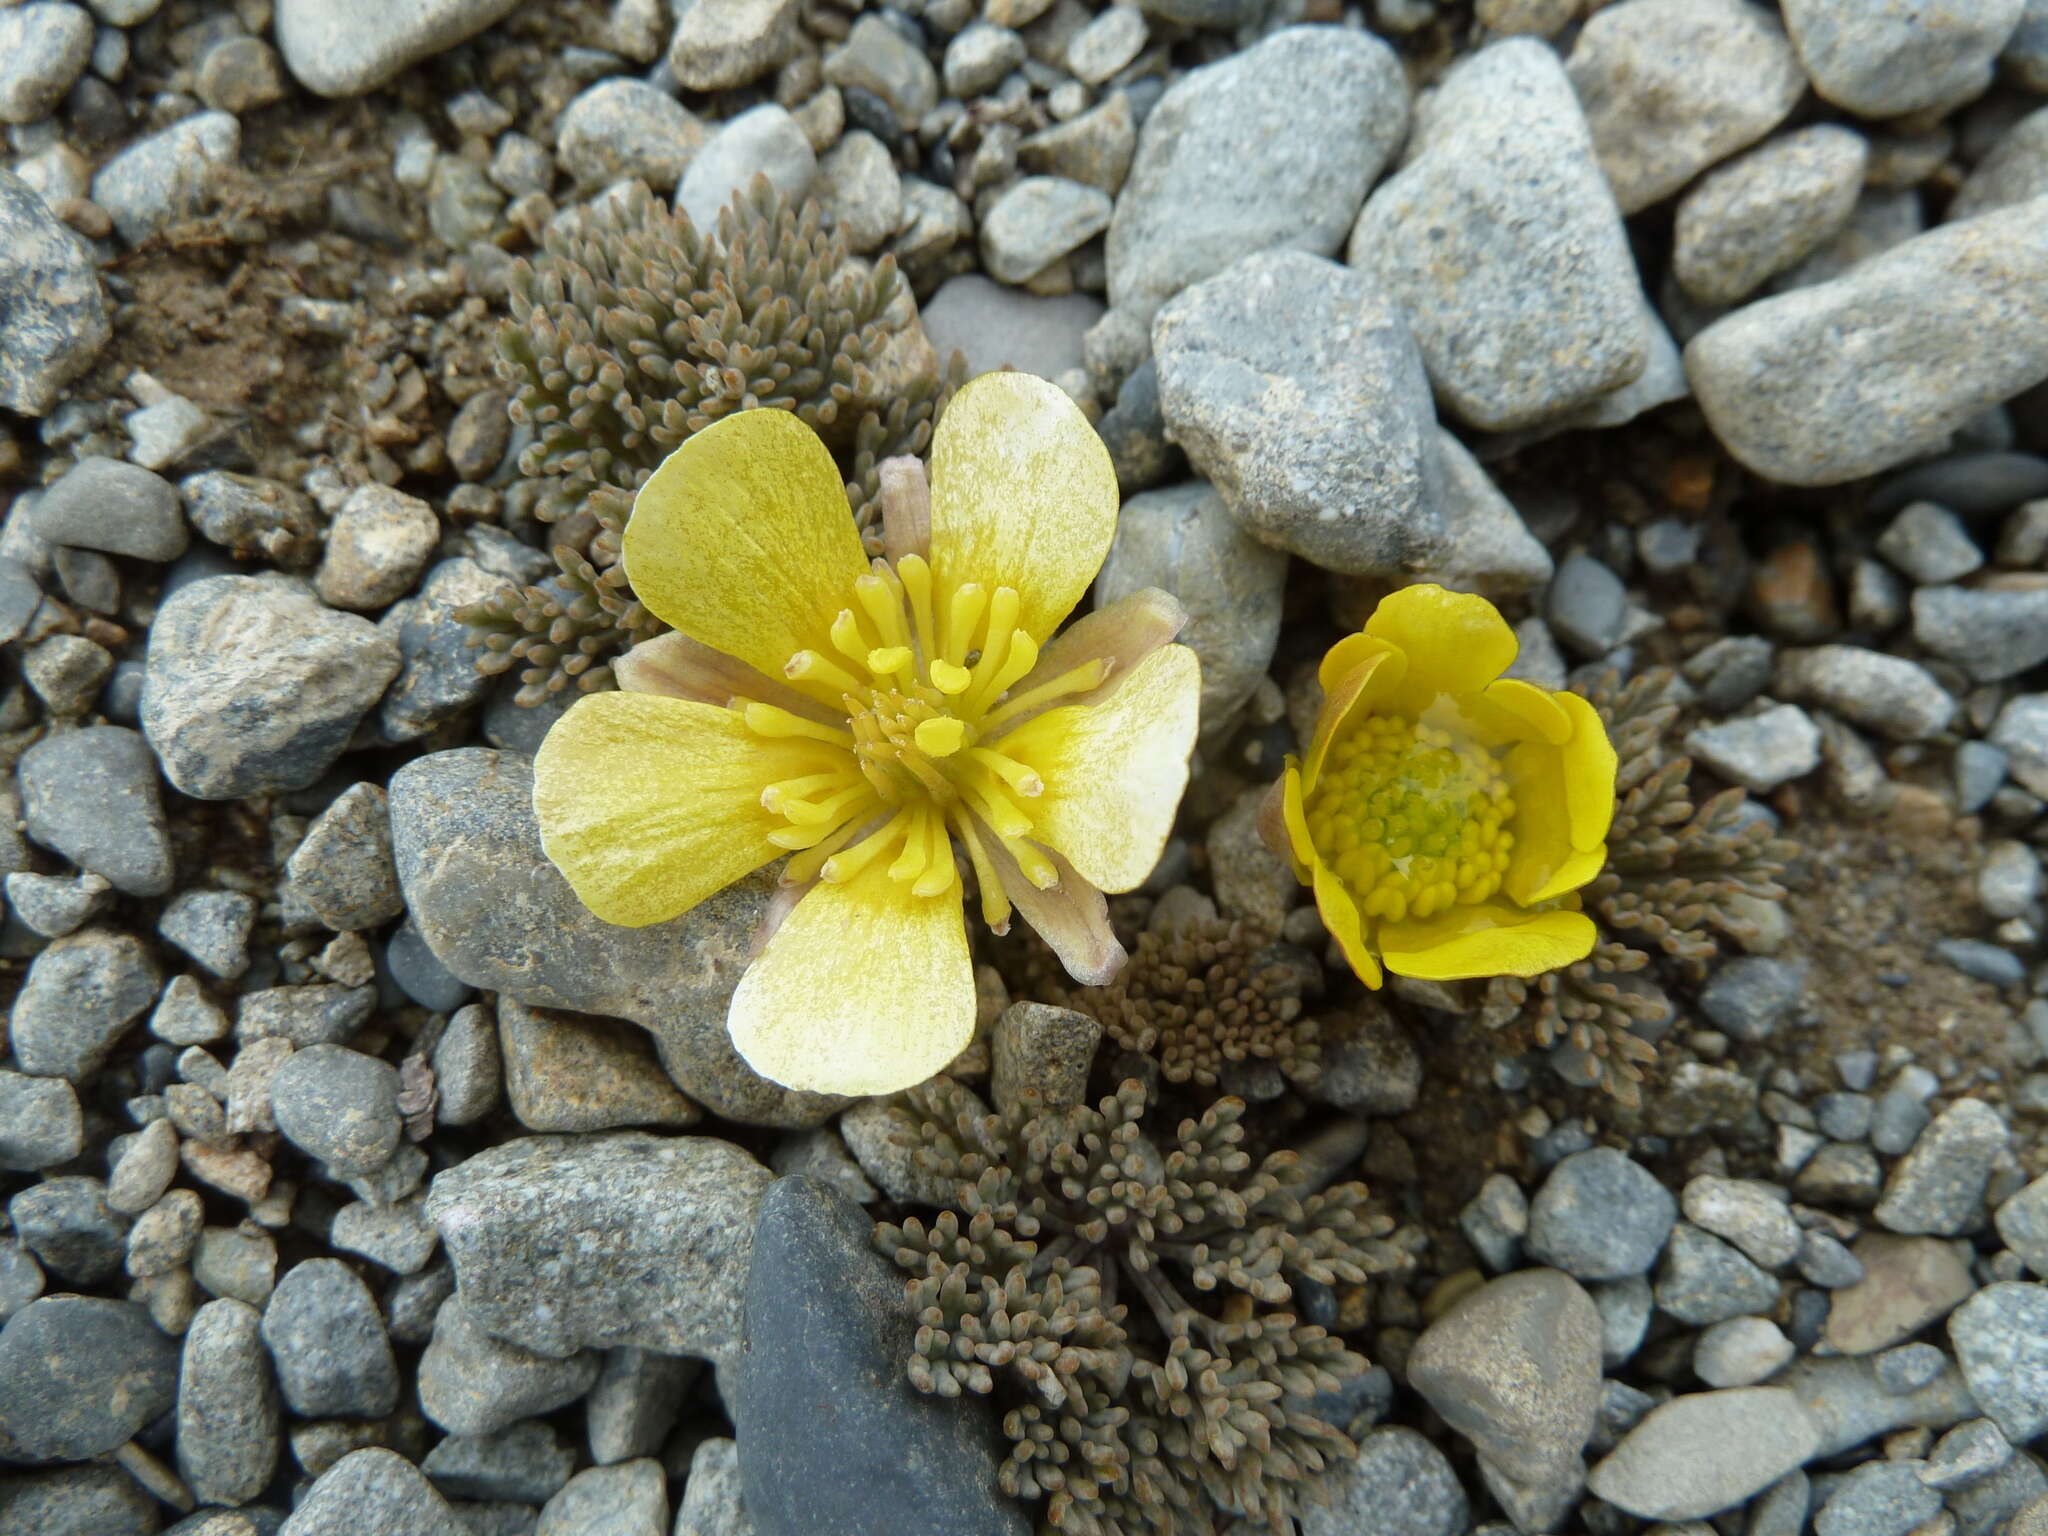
[
  {"x1": 531, "y1": 372, "x2": 1202, "y2": 1097},
  {"x1": 1269, "y1": 584, "x2": 1616, "y2": 986}
]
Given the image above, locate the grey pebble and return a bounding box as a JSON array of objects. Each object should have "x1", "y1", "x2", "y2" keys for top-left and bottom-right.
[
  {"x1": 1813, "y1": 1457, "x2": 1943, "y2": 1536},
  {"x1": 1875, "y1": 1097, "x2": 2008, "y2": 1235},
  {"x1": 92, "y1": 111, "x2": 241, "y2": 244},
  {"x1": 1656, "y1": 1222, "x2": 1782, "y2": 1326},
  {"x1": 499, "y1": 998, "x2": 699, "y2": 1134},
  {"x1": 380, "y1": 558, "x2": 509, "y2": 743},
  {"x1": 1685, "y1": 706, "x2": 1822, "y2": 793},
  {"x1": 330, "y1": 1196, "x2": 439, "y2": 1275},
  {"x1": 920, "y1": 274, "x2": 1102, "y2": 384},
  {"x1": 23, "y1": 634, "x2": 112, "y2": 716},
  {"x1": 672, "y1": 1437, "x2": 752, "y2": 1536},
  {"x1": 1932, "y1": 939, "x2": 2026, "y2": 988},
  {"x1": 1673, "y1": 125, "x2": 1867, "y2": 307},
  {"x1": 315, "y1": 485, "x2": 438, "y2": 612},
  {"x1": 151, "y1": 976, "x2": 230, "y2": 1046},
  {"x1": 1152, "y1": 249, "x2": 1443, "y2": 578},
  {"x1": 1913, "y1": 585, "x2": 2048, "y2": 684},
  {"x1": 9, "y1": 926, "x2": 160, "y2": 1081},
  {"x1": 31, "y1": 455, "x2": 189, "y2": 562},
  {"x1": 107, "y1": 1116, "x2": 179, "y2": 1214},
  {"x1": 261, "y1": 1258, "x2": 400, "y2": 1419},
  {"x1": 1979, "y1": 840, "x2": 2043, "y2": 920},
  {"x1": 1694, "y1": 1315, "x2": 1794, "y2": 1388},
  {"x1": 1527, "y1": 1147, "x2": 1677, "y2": 1281},
  {"x1": 194, "y1": 1225, "x2": 277, "y2": 1307},
  {"x1": 1772, "y1": 646, "x2": 1956, "y2": 742},
  {"x1": 271, "y1": 0, "x2": 518, "y2": 94},
  {"x1": 0, "y1": 3, "x2": 94, "y2": 125},
  {"x1": 1800, "y1": 1229, "x2": 1866, "y2": 1289},
  {"x1": 0, "y1": 167, "x2": 109, "y2": 416},
  {"x1": 286, "y1": 783, "x2": 404, "y2": 933},
  {"x1": 422, "y1": 1419, "x2": 576, "y2": 1504},
  {"x1": 535, "y1": 1459, "x2": 668, "y2": 1536},
  {"x1": 675, "y1": 104, "x2": 816, "y2": 232},
  {"x1": 1923, "y1": 1417, "x2": 2013, "y2": 1490},
  {"x1": 1587, "y1": 1386, "x2": 1822, "y2": 1521},
  {"x1": 1682, "y1": 1175, "x2": 1800, "y2": 1270},
  {"x1": 158, "y1": 890, "x2": 256, "y2": 979},
  {"x1": 667, "y1": 0, "x2": 798, "y2": 90},
  {"x1": 979, "y1": 176, "x2": 1111, "y2": 286},
  {"x1": 126, "y1": 1187, "x2": 202, "y2": 1276},
  {"x1": 1874, "y1": 1342, "x2": 1949, "y2": 1397},
  {"x1": 822, "y1": 14, "x2": 937, "y2": 127},
  {"x1": 1878, "y1": 501, "x2": 1984, "y2": 584},
  {"x1": 269, "y1": 1044, "x2": 401, "y2": 1176},
  {"x1": 1106, "y1": 25, "x2": 1408, "y2": 329},
  {"x1": 0, "y1": 1070, "x2": 82, "y2": 1172},
  {"x1": 177, "y1": 1297, "x2": 281, "y2": 1506},
  {"x1": 0, "y1": 1295, "x2": 177, "y2": 1461},
  {"x1": 181, "y1": 470, "x2": 322, "y2": 566},
  {"x1": 1350, "y1": 37, "x2": 1646, "y2": 433},
  {"x1": 416, "y1": 1295, "x2": 600, "y2": 1437},
  {"x1": 1699, "y1": 956, "x2": 1807, "y2": 1042},
  {"x1": 1949, "y1": 1282, "x2": 2048, "y2": 1444},
  {"x1": 385, "y1": 917, "x2": 476, "y2": 1013},
  {"x1": 431, "y1": 1002, "x2": 502, "y2": 1127},
  {"x1": 1996, "y1": 1173, "x2": 2048, "y2": 1276},
  {"x1": 587, "y1": 1348, "x2": 693, "y2": 1466},
  {"x1": 143, "y1": 575, "x2": 402, "y2": 800},
  {"x1": 0, "y1": 1464, "x2": 161, "y2": 1535},
  {"x1": 274, "y1": 1447, "x2": 465, "y2": 1536},
  {"x1": 1782, "y1": 0, "x2": 2023, "y2": 118},
  {"x1": 1565, "y1": 0, "x2": 1805, "y2": 214},
  {"x1": 1300, "y1": 1424, "x2": 1468, "y2": 1536},
  {"x1": 236, "y1": 983, "x2": 376, "y2": 1047},
  {"x1": 554, "y1": 78, "x2": 705, "y2": 192}
]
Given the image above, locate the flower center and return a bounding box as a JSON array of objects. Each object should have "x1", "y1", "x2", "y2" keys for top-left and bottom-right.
[
  {"x1": 1303, "y1": 715, "x2": 1514, "y2": 924},
  {"x1": 736, "y1": 553, "x2": 1109, "y2": 906}
]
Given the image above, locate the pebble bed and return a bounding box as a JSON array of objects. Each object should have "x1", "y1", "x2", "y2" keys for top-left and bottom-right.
[{"x1": 4, "y1": 0, "x2": 2048, "y2": 1534}]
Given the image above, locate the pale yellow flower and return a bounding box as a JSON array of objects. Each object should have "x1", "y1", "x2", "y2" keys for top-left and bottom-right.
[
  {"x1": 1269, "y1": 584, "x2": 1616, "y2": 986},
  {"x1": 532, "y1": 372, "x2": 1202, "y2": 1096}
]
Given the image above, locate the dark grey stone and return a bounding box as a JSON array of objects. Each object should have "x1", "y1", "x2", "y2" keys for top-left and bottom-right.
[
  {"x1": 1655, "y1": 1222, "x2": 1782, "y2": 1327},
  {"x1": 285, "y1": 782, "x2": 404, "y2": 932},
  {"x1": 732, "y1": 1176, "x2": 1028, "y2": 1536},
  {"x1": 1526, "y1": 1147, "x2": 1677, "y2": 1280},
  {"x1": 261, "y1": 1258, "x2": 400, "y2": 1418},
  {"x1": 269, "y1": 1044, "x2": 403, "y2": 1176},
  {"x1": 9, "y1": 925, "x2": 159, "y2": 1080},
  {"x1": 17, "y1": 726, "x2": 173, "y2": 897},
  {"x1": 379, "y1": 558, "x2": 507, "y2": 742},
  {"x1": 8, "y1": 1176, "x2": 126, "y2": 1282},
  {"x1": 421, "y1": 1419, "x2": 576, "y2": 1503},
  {"x1": 0, "y1": 1464, "x2": 161, "y2": 1536},
  {"x1": 275, "y1": 1448, "x2": 465, "y2": 1536},
  {"x1": 1699, "y1": 957, "x2": 1807, "y2": 1042},
  {"x1": 0, "y1": 1296, "x2": 177, "y2": 1461},
  {"x1": 31, "y1": 455, "x2": 188, "y2": 561},
  {"x1": 178, "y1": 1297, "x2": 281, "y2": 1506},
  {"x1": 0, "y1": 167, "x2": 109, "y2": 417},
  {"x1": 0, "y1": 1070, "x2": 82, "y2": 1171},
  {"x1": 416, "y1": 1295, "x2": 600, "y2": 1437},
  {"x1": 1300, "y1": 1425, "x2": 1468, "y2": 1536},
  {"x1": 157, "y1": 889, "x2": 256, "y2": 979}
]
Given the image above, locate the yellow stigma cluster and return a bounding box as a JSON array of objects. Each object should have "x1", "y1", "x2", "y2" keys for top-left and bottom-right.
[
  {"x1": 1303, "y1": 715, "x2": 1514, "y2": 924},
  {"x1": 736, "y1": 553, "x2": 1107, "y2": 913}
]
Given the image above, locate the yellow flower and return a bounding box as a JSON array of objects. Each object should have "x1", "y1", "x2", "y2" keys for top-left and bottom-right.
[
  {"x1": 530, "y1": 372, "x2": 1202, "y2": 1097},
  {"x1": 1269, "y1": 584, "x2": 1616, "y2": 986}
]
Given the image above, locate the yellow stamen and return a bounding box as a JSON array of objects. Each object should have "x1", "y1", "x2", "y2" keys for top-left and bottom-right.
[
  {"x1": 912, "y1": 814, "x2": 958, "y2": 897},
  {"x1": 744, "y1": 702, "x2": 854, "y2": 746},
  {"x1": 944, "y1": 584, "x2": 988, "y2": 666},
  {"x1": 782, "y1": 814, "x2": 873, "y2": 883},
  {"x1": 823, "y1": 809, "x2": 912, "y2": 883},
  {"x1": 898, "y1": 554, "x2": 938, "y2": 667},
  {"x1": 785, "y1": 650, "x2": 863, "y2": 694},
  {"x1": 953, "y1": 811, "x2": 1012, "y2": 932},
  {"x1": 929, "y1": 659, "x2": 973, "y2": 695},
  {"x1": 965, "y1": 747, "x2": 1043, "y2": 798},
  {"x1": 978, "y1": 659, "x2": 1112, "y2": 734},
  {"x1": 869, "y1": 645, "x2": 914, "y2": 677},
  {"x1": 915, "y1": 717, "x2": 968, "y2": 758},
  {"x1": 888, "y1": 805, "x2": 931, "y2": 883}
]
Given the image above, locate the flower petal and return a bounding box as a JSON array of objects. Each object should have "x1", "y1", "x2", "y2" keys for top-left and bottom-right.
[
  {"x1": 1558, "y1": 691, "x2": 1619, "y2": 849},
  {"x1": 1303, "y1": 647, "x2": 1401, "y2": 793},
  {"x1": 1454, "y1": 677, "x2": 1572, "y2": 748},
  {"x1": 1381, "y1": 904, "x2": 1595, "y2": 981},
  {"x1": 1312, "y1": 860, "x2": 1383, "y2": 988},
  {"x1": 980, "y1": 826, "x2": 1126, "y2": 986},
  {"x1": 1502, "y1": 736, "x2": 1583, "y2": 907},
  {"x1": 533, "y1": 691, "x2": 811, "y2": 926},
  {"x1": 622, "y1": 408, "x2": 870, "y2": 681},
  {"x1": 1001, "y1": 586, "x2": 1189, "y2": 730},
  {"x1": 727, "y1": 861, "x2": 976, "y2": 1096},
  {"x1": 1316, "y1": 630, "x2": 1400, "y2": 699},
  {"x1": 991, "y1": 643, "x2": 1201, "y2": 892},
  {"x1": 927, "y1": 371, "x2": 1119, "y2": 643},
  {"x1": 1278, "y1": 762, "x2": 1315, "y2": 882},
  {"x1": 613, "y1": 631, "x2": 839, "y2": 722},
  {"x1": 1364, "y1": 584, "x2": 1518, "y2": 708}
]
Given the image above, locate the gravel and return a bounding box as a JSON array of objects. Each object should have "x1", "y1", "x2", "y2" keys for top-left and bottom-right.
[
  {"x1": 1152, "y1": 250, "x2": 1442, "y2": 577},
  {"x1": 1873, "y1": 1097, "x2": 2009, "y2": 1235},
  {"x1": 676, "y1": 104, "x2": 819, "y2": 250},
  {"x1": 0, "y1": 4, "x2": 94, "y2": 125},
  {"x1": 272, "y1": 0, "x2": 521, "y2": 96},
  {"x1": 1950, "y1": 1283, "x2": 2048, "y2": 1444},
  {"x1": 421, "y1": 1418, "x2": 577, "y2": 1503},
  {"x1": 668, "y1": 0, "x2": 799, "y2": 89},
  {"x1": 177, "y1": 1297, "x2": 281, "y2": 1505},
  {"x1": 1301, "y1": 1426, "x2": 1470, "y2": 1536},
  {"x1": 415, "y1": 1294, "x2": 600, "y2": 1436},
  {"x1": 555, "y1": 78, "x2": 706, "y2": 192},
  {"x1": 0, "y1": 1070, "x2": 84, "y2": 1172},
  {"x1": 1685, "y1": 705, "x2": 1823, "y2": 793},
  {"x1": 1824, "y1": 1234, "x2": 1975, "y2": 1354},
  {"x1": 10, "y1": 927, "x2": 160, "y2": 1082},
  {"x1": 978, "y1": 176, "x2": 1112, "y2": 285},
  {"x1": 498, "y1": 998, "x2": 700, "y2": 1133},
  {"x1": 269, "y1": 1044, "x2": 403, "y2": 1176},
  {"x1": 1673, "y1": 126, "x2": 1868, "y2": 306},
  {"x1": 536, "y1": 1459, "x2": 669, "y2": 1536},
  {"x1": 276, "y1": 1446, "x2": 465, "y2": 1536},
  {"x1": 92, "y1": 111, "x2": 241, "y2": 244},
  {"x1": 1912, "y1": 585, "x2": 2048, "y2": 684},
  {"x1": 1698, "y1": 956, "x2": 1808, "y2": 1041},
  {"x1": 285, "y1": 782, "x2": 405, "y2": 932},
  {"x1": 1350, "y1": 38, "x2": 1647, "y2": 433},
  {"x1": 1771, "y1": 647, "x2": 1956, "y2": 742}
]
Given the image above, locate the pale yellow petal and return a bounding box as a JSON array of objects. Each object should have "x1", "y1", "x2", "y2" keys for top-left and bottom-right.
[
  {"x1": 1364, "y1": 583, "x2": 1518, "y2": 709},
  {"x1": 726, "y1": 862, "x2": 976, "y2": 1096},
  {"x1": 1381, "y1": 905, "x2": 1595, "y2": 981},
  {"x1": 533, "y1": 691, "x2": 816, "y2": 927},
  {"x1": 1449, "y1": 677, "x2": 1571, "y2": 749},
  {"x1": 990, "y1": 643, "x2": 1200, "y2": 893},
  {"x1": 927, "y1": 372, "x2": 1119, "y2": 643},
  {"x1": 622, "y1": 408, "x2": 870, "y2": 680},
  {"x1": 1501, "y1": 736, "x2": 1578, "y2": 908},
  {"x1": 1279, "y1": 763, "x2": 1315, "y2": 883},
  {"x1": 1558, "y1": 691, "x2": 1619, "y2": 849},
  {"x1": 997, "y1": 586, "x2": 1189, "y2": 730},
  {"x1": 1313, "y1": 860, "x2": 1383, "y2": 989},
  {"x1": 1316, "y1": 631, "x2": 1401, "y2": 700}
]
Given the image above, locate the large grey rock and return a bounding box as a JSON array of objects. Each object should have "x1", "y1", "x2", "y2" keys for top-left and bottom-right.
[
  {"x1": 0, "y1": 1296, "x2": 178, "y2": 1462},
  {"x1": 1779, "y1": 1352, "x2": 1981, "y2": 1456},
  {"x1": 0, "y1": 1465, "x2": 161, "y2": 1536},
  {"x1": 389, "y1": 748, "x2": 843, "y2": 1127},
  {"x1": 1152, "y1": 249, "x2": 1444, "y2": 576},
  {"x1": 1410, "y1": 432, "x2": 1554, "y2": 596},
  {"x1": 1526, "y1": 1148, "x2": 1677, "y2": 1280},
  {"x1": 1913, "y1": 585, "x2": 2048, "y2": 684},
  {"x1": 1674, "y1": 126, "x2": 1868, "y2": 307},
  {"x1": 498, "y1": 998, "x2": 701, "y2": 1133},
  {"x1": 920, "y1": 275, "x2": 1102, "y2": 383},
  {"x1": 177, "y1": 1298, "x2": 280, "y2": 1506},
  {"x1": 676, "y1": 104, "x2": 815, "y2": 232},
  {"x1": 143, "y1": 575, "x2": 402, "y2": 800},
  {"x1": 1106, "y1": 26, "x2": 1409, "y2": 328},
  {"x1": 18, "y1": 726, "x2": 175, "y2": 896},
  {"x1": 277, "y1": 1448, "x2": 465, "y2": 1536},
  {"x1": 1588, "y1": 1388, "x2": 1824, "y2": 1520},
  {"x1": 1407, "y1": 1269, "x2": 1602, "y2": 1494},
  {"x1": 731, "y1": 1177, "x2": 1028, "y2": 1536},
  {"x1": 1772, "y1": 646, "x2": 1955, "y2": 742},
  {"x1": 1782, "y1": 0, "x2": 2025, "y2": 118},
  {"x1": 1687, "y1": 198, "x2": 2048, "y2": 487},
  {"x1": 285, "y1": 781, "x2": 404, "y2": 931},
  {"x1": 273, "y1": 0, "x2": 522, "y2": 95},
  {"x1": 1095, "y1": 483, "x2": 1286, "y2": 740},
  {"x1": 0, "y1": 4, "x2": 92, "y2": 124},
  {"x1": 92, "y1": 111, "x2": 241, "y2": 244},
  {"x1": 1565, "y1": 0, "x2": 1806, "y2": 214},
  {"x1": 1348, "y1": 38, "x2": 1649, "y2": 433},
  {"x1": 9, "y1": 927, "x2": 160, "y2": 1081},
  {"x1": 424, "y1": 1131, "x2": 770, "y2": 1360},
  {"x1": 669, "y1": 0, "x2": 799, "y2": 89}
]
